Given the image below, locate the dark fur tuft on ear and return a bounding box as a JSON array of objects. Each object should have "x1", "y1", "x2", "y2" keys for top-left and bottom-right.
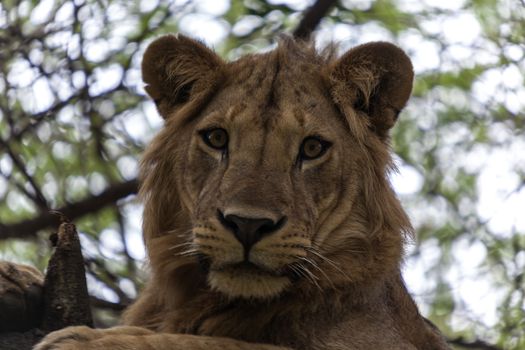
[
  {"x1": 142, "y1": 34, "x2": 224, "y2": 119},
  {"x1": 330, "y1": 42, "x2": 414, "y2": 139}
]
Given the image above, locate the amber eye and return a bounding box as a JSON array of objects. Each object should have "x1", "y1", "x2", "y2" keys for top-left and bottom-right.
[
  {"x1": 299, "y1": 137, "x2": 331, "y2": 161},
  {"x1": 201, "y1": 128, "x2": 229, "y2": 150}
]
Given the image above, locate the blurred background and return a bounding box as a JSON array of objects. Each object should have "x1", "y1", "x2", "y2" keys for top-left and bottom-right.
[{"x1": 0, "y1": 0, "x2": 524, "y2": 349}]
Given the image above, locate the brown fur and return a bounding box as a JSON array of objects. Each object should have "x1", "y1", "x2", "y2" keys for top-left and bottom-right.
[
  {"x1": 35, "y1": 35, "x2": 450, "y2": 350},
  {"x1": 0, "y1": 262, "x2": 43, "y2": 331}
]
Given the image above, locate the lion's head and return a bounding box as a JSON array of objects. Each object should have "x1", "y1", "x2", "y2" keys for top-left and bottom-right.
[{"x1": 139, "y1": 35, "x2": 414, "y2": 301}]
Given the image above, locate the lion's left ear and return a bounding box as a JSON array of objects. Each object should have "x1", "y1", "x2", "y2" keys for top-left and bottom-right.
[
  {"x1": 142, "y1": 34, "x2": 224, "y2": 119},
  {"x1": 330, "y1": 42, "x2": 414, "y2": 139}
]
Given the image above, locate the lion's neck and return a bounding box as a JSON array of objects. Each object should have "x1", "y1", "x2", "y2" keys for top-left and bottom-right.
[
  {"x1": 123, "y1": 267, "x2": 428, "y2": 349},
  {"x1": 156, "y1": 274, "x2": 385, "y2": 345}
]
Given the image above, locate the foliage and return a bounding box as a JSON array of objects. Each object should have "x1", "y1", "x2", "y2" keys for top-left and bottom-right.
[{"x1": 0, "y1": 0, "x2": 523, "y2": 348}]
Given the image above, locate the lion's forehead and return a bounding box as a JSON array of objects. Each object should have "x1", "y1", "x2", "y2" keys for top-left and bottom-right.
[
  {"x1": 215, "y1": 52, "x2": 337, "y2": 123},
  {"x1": 199, "y1": 61, "x2": 343, "y2": 147}
]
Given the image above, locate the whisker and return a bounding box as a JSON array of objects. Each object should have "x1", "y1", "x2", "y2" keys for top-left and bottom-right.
[
  {"x1": 299, "y1": 256, "x2": 336, "y2": 289},
  {"x1": 307, "y1": 247, "x2": 351, "y2": 281},
  {"x1": 290, "y1": 264, "x2": 315, "y2": 287},
  {"x1": 288, "y1": 264, "x2": 305, "y2": 279},
  {"x1": 164, "y1": 227, "x2": 192, "y2": 235},
  {"x1": 295, "y1": 264, "x2": 322, "y2": 292},
  {"x1": 168, "y1": 242, "x2": 194, "y2": 250},
  {"x1": 176, "y1": 249, "x2": 199, "y2": 257},
  {"x1": 177, "y1": 229, "x2": 194, "y2": 239}
]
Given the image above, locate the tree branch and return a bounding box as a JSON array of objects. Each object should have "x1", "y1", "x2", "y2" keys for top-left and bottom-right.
[
  {"x1": 0, "y1": 179, "x2": 139, "y2": 240},
  {"x1": 0, "y1": 138, "x2": 49, "y2": 210},
  {"x1": 448, "y1": 337, "x2": 503, "y2": 350},
  {"x1": 90, "y1": 296, "x2": 128, "y2": 312},
  {"x1": 293, "y1": 0, "x2": 337, "y2": 39}
]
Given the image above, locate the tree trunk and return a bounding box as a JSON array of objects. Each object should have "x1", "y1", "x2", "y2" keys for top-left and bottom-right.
[{"x1": 0, "y1": 220, "x2": 92, "y2": 349}]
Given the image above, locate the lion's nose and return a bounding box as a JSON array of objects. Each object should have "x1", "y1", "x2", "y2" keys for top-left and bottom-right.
[{"x1": 218, "y1": 212, "x2": 286, "y2": 250}]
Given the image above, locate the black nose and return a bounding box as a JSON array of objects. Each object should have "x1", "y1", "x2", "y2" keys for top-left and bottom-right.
[{"x1": 218, "y1": 212, "x2": 285, "y2": 250}]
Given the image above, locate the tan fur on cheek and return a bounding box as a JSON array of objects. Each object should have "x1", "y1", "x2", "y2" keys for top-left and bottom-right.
[{"x1": 312, "y1": 175, "x2": 357, "y2": 248}]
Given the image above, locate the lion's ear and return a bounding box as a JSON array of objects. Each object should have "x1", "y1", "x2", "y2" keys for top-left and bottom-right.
[
  {"x1": 330, "y1": 42, "x2": 413, "y2": 139},
  {"x1": 142, "y1": 34, "x2": 224, "y2": 119}
]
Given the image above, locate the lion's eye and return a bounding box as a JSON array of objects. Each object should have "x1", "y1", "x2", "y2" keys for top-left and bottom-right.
[
  {"x1": 201, "y1": 128, "x2": 229, "y2": 150},
  {"x1": 299, "y1": 137, "x2": 331, "y2": 160}
]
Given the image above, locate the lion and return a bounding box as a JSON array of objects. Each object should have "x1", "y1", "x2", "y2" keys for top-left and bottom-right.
[{"x1": 3, "y1": 34, "x2": 450, "y2": 349}]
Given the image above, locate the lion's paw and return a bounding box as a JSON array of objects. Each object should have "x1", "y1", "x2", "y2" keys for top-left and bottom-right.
[
  {"x1": 34, "y1": 326, "x2": 102, "y2": 350},
  {"x1": 0, "y1": 261, "x2": 44, "y2": 331},
  {"x1": 34, "y1": 326, "x2": 155, "y2": 350}
]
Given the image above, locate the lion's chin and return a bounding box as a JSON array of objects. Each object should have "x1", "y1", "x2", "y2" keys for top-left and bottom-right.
[{"x1": 207, "y1": 264, "x2": 291, "y2": 299}]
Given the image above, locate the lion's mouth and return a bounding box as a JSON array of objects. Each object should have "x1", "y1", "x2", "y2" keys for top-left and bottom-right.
[
  {"x1": 205, "y1": 260, "x2": 292, "y2": 299},
  {"x1": 216, "y1": 261, "x2": 283, "y2": 277},
  {"x1": 197, "y1": 253, "x2": 286, "y2": 277}
]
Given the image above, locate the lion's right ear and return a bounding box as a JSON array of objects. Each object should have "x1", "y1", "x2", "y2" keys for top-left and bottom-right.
[
  {"x1": 142, "y1": 34, "x2": 224, "y2": 119},
  {"x1": 329, "y1": 42, "x2": 413, "y2": 140}
]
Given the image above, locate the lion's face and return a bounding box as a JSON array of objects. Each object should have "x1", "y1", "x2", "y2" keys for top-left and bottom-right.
[
  {"x1": 141, "y1": 35, "x2": 414, "y2": 300},
  {"x1": 183, "y1": 74, "x2": 358, "y2": 298}
]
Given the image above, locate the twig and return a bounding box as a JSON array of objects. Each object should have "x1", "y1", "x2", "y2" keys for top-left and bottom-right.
[
  {"x1": 0, "y1": 138, "x2": 49, "y2": 210},
  {"x1": 448, "y1": 337, "x2": 503, "y2": 350},
  {"x1": 90, "y1": 296, "x2": 128, "y2": 312},
  {"x1": 0, "y1": 179, "x2": 138, "y2": 240},
  {"x1": 293, "y1": 0, "x2": 337, "y2": 39}
]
